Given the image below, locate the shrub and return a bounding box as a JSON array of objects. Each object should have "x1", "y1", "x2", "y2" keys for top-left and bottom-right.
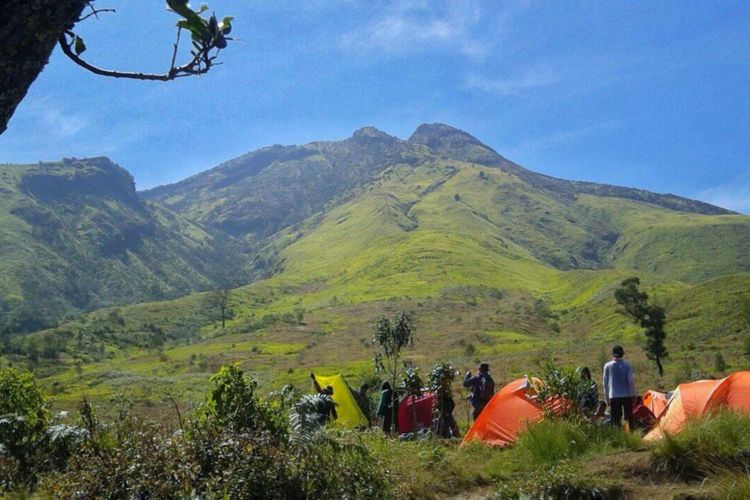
[
  {"x1": 198, "y1": 363, "x2": 286, "y2": 437},
  {"x1": 0, "y1": 367, "x2": 50, "y2": 487},
  {"x1": 514, "y1": 418, "x2": 643, "y2": 466},
  {"x1": 652, "y1": 410, "x2": 750, "y2": 479},
  {"x1": 493, "y1": 462, "x2": 624, "y2": 500}
]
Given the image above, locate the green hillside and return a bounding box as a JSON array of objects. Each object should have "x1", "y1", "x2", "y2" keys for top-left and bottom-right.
[
  {"x1": 0, "y1": 157, "x2": 244, "y2": 334},
  {"x1": 5, "y1": 125, "x2": 749, "y2": 412}
]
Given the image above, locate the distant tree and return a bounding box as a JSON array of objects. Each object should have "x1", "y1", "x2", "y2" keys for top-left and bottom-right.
[
  {"x1": 399, "y1": 366, "x2": 423, "y2": 432},
  {"x1": 206, "y1": 289, "x2": 231, "y2": 329},
  {"x1": 373, "y1": 311, "x2": 415, "y2": 433},
  {"x1": 615, "y1": 277, "x2": 668, "y2": 377},
  {"x1": 454, "y1": 194, "x2": 461, "y2": 202},
  {"x1": 1, "y1": 0, "x2": 234, "y2": 135},
  {"x1": 714, "y1": 352, "x2": 727, "y2": 373},
  {"x1": 294, "y1": 307, "x2": 306, "y2": 325}
]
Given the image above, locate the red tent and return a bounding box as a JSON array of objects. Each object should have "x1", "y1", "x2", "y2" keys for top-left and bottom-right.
[
  {"x1": 398, "y1": 392, "x2": 435, "y2": 433},
  {"x1": 461, "y1": 377, "x2": 543, "y2": 447}
]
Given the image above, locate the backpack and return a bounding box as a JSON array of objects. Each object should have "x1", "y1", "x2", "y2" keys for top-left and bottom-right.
[{"x1": 479, "y1": 374, "x2": 495, "y2": 402}]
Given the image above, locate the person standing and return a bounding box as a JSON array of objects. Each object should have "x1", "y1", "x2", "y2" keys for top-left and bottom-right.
[
  {"x1": 463, "y1": 362, "x2": 495, "y2": 420},
  {"x1": 376, "y1": 381, "x2": 398, "y2": 434},
  {"x1": 602, "y1": 345, "x2": 637, "y2": 429}
]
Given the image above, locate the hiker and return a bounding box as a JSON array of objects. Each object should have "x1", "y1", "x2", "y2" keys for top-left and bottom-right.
[
  {"x1": 590, "y1": 400, "x2": 609, "y2": 426},
  {"x1": 463, "y1": 362, "x2": 495, "y2": 420},
  {"x1": 434, "y1": 390, "x2": 460, "y2": 438},
  {"x1": 577, "y1": 366, "x2": 599, "y2": 415},
  {"x1": 377, "y1": 381, "x2": 398, "y2": 433},
  {"x1": 602, "y1": 345, "x2": 637, "y2": 429},
  {"x1": 354, "y1": 383, "x2": 372, "y2": 426},
  {"x1": 310, "y1": 372, "x2": 338, "y2": 421},
  {"x1": 631, "y1": 396, "x2": 656, "y2": 432}
]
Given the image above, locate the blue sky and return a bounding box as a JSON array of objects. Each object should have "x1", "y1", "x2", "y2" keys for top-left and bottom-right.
[{"x1": 1, "y1": 1, "x2": 749, "y2": 212}]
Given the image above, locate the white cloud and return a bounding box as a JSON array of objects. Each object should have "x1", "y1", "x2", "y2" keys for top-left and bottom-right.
[
  {"x1": 465, "y1": 68, "x2": 560, "y2": 97},
  {"x1": 697, "y1": 174, "x2": 750, "y2": 213},
  {"x1": 24, "y1": 97, "x2": 88, "y2": 139},
  {"x1": 341, "y1": 0, "x2": 488, "y2": 59},
  {"x1": 502, "y1": 122, "x2": 620, "y2": 157}
]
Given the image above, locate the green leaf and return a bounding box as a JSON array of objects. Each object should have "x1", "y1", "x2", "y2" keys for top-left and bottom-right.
[{"x1": 74, "y1": 36, "x2": 86, "y2": 55}]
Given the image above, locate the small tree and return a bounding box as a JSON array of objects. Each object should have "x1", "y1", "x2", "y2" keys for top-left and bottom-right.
[
  {"x1": 373, "y1": 311, "x2": 415, "y2": 434},
  {"x1": 205, "y1": 289, "x2": 231, "y2": 329},
  {"x1": 615, "y1": 277, "x2": 668, "y2": 377},
  {"x1": 534, "y1": 359, "x2": 592, "y2": 418},
  {"x1": 714, "y1": 352, "x2": 727, "y2": 374},
  {"x1": 399, "y1": 366, "x2": 423, "y2": 432},
  {"x1": 429, "y1": 362, "x2": 458, "y2": 435},
  {"x1": 0, "y1": 368, "x2": 50, "y2": 478}
]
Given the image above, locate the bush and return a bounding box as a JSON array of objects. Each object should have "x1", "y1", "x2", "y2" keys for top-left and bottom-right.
[
  {"x1": 0, "y1": 367, "x2": 50, "y2": 488},
  {"x1": 39, "y1": 365, "x2": 390, "y2": 499},
  {"x1": 514, "y1": 418, "x2": 643, "y2": 466},
  {"x1": 652, "y1": 410, "x2": 750, "y2": 479},
  {"x1": 493, "y1": 462, "x2": 624, "y2": 500}
]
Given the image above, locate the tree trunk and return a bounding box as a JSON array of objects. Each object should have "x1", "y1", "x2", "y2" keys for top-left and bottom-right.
[
  {"x1": 656, "y1": 356, "x2": 664, "y2": 378},
  {"x1": 1, "y1": 0, "x2": 88, "y2": 135}
]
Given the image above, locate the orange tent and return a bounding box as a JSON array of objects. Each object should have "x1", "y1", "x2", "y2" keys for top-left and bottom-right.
[
  {"x1": 461, "y1": 377, "x2": 543, "y2": 447},
  {"x1": 642, "y1": 390, "x2": 669, "y2": 418},
  {"x1": 645, "y1": 371, "x2": 750, "y2": 441}
]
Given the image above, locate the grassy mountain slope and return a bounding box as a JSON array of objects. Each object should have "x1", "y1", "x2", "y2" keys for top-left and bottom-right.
[
  {"x1": 0, "y1": 157, "x2": 243, "y2": 334},
  {"x1": 9, "y1": 127, "x2": 750, "y2": 410},
  {"x1": 142, "y1": 127, "x2": 427, "y2": 243}
]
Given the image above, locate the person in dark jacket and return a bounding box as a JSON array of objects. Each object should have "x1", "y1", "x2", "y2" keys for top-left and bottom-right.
[
  {"x1": 376, "y1": 381, "x2": 398, "y2": 434},
  {"x1": 434, "y1": 390, "x2": 460, "y2": 438},
  {"x1": 578, "y1": 366, "x2": 599, "y2": 415},
  {"x1": 463, "y1": 363, "x2": 495, "y2": 420}
]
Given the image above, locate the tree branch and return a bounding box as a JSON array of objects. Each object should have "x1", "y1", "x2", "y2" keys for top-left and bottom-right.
[
  {"x1": 78, "y1": 7, "x2": 116, "y2": 22},
  {"x1": 58, "y1": 33, "x2": 213, "y2": 81}
]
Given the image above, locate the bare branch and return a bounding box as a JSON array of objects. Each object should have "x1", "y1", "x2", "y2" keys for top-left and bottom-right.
[
  {"x1": 78, "y1": 7, "x2": 116, "y2": 22},
  {"x1": 58, "y1": 33, "x2": 213, "y2": 81},
  {"x1": 170, "y1": 27, "x2": 182, "y2": 73}
]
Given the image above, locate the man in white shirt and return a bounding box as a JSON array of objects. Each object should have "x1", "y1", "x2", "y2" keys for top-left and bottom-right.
[{"x1": 602, "y1": 345, "x2": 637, "y2": 429}]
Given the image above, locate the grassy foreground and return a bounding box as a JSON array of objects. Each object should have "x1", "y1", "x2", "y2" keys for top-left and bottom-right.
[{"x1": 3, "y1": 365, "x2": 750, "y2": 499}]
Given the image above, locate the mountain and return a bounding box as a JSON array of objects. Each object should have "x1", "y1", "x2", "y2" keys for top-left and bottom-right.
[
  {"x1": 3, "y1": 124, "x2": 750, "y2": 408},
  {"x1": 145, "y1": 123, "x2": 741, "y2": 277},
  {"x1": 0, "y1": 157, "x2": 243, "y2": 334}
]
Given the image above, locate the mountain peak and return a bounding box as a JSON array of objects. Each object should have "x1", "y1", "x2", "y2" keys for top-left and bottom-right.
[
  {"x1": 407, "y1": 123, "x2": 485, "y2": 148},
  {"x1": 351, "y1": 126, "x2": 396, "y2": 142}
]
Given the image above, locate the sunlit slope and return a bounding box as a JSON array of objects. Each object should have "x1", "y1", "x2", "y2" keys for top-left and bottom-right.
[{"x1": 579, "y1": 195, "x2": 750, "y2": 282}]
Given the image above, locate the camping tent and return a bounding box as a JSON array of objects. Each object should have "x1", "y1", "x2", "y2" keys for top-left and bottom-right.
[
  {"x1": 312, "y1": 373, "x2": 369, "y2": 429},
  {"x1": 461, "y1": 377, "x2": 544, "y2": 447},
  {"x1": 642, "y1": 390, "x2": 669, "y2": 418},
  {"x1": 398, "y1": 392, "x2": 435, "y2": 433},
  {"x1": 645, "y1": 371, "x2": 750, "y2": 442}
]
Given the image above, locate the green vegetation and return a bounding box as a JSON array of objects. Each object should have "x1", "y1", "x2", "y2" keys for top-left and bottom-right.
[
  {"x1": 653, "y1": 410, "x2": 750, "y2": 479},
  {"x1": 1, "y1": 124, "x2": 750, "y2": 496},
  {"x1": 0, "y1": 157, "x2": 243, "y2": 334},
  {"x1": 4, "y1": 365, "x2": 746, "y2": 498}
]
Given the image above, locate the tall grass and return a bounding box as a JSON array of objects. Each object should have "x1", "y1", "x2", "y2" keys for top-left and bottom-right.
[
  {"x1": 513, "y1": 418, "x2": 643, "y2": 465},
  {"x1": 652, "y1": 410, "x2": 750, "y2": 479}
]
